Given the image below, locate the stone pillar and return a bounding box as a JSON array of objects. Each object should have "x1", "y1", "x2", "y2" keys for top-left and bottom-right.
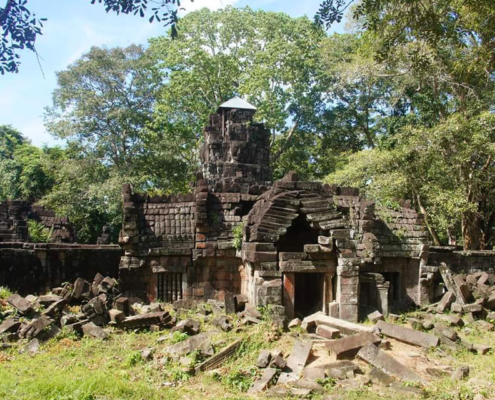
[
  {"x1": 322, "y1": 273, "x2": 334, "y2": 315},
  {"x1": 337, "y1": 258, "x2": 360, "y2": 322},
  {"x1": 376, "y1": 282, "x2": 390, "y2": 316},
  {"x1": 418, "y1": 244, "x2": 432, "y2": 305}
]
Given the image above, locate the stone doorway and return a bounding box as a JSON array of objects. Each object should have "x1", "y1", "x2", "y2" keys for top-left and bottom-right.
[{"x1": 294, "y1": 272, "x2": 324, "y2": 318}]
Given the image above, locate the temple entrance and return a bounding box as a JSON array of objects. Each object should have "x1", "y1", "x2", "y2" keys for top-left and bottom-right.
[{"x1": 294, "y1": 273, "x2": 324, "y2": 318}]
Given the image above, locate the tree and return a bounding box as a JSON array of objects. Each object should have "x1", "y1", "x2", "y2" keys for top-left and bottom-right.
[
  {"x1": 0, "y1": 125, "x2": 62, "y2": 202},
  {"x1": 148, "y1": 6, "x2": 327, "y2": 179}
]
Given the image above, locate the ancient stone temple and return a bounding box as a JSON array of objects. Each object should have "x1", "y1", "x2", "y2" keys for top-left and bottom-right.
[{"x1": 119, "y1": 97, "x2": 431, "y2": 322}]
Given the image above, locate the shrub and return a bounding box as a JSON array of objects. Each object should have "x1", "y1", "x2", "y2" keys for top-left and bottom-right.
[
  {"x1": 232, "y1": 222, "x2": 245, "y2": 250},
  {"x1": 27, "y1": 219, "x2": 52, "y2": 243}
]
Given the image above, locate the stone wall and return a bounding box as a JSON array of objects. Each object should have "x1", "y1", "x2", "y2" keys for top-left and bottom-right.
[
  {"x1": 0, "y1": 242, "x2": 121, "y2": 295},
  {"x1": 428, "y1": 247, "x2": 495, "y2": 274},
  {"x1": 0, "y1": 201, "x2": 75, "y2": 243}
]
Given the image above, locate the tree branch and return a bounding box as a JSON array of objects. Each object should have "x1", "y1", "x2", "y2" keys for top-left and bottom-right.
[{"x1": 271, "y1": 120, "x2": 299, "y2": 164}]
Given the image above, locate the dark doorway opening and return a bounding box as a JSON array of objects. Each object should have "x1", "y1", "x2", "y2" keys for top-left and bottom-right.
[
  {"x1": 294, "y1": 273, "x2": 324, "y2": 318},
  {"x1": 276, "y1": 212, "x2": 320, "y2": 252},
  {"x1": 382, "y1": 272, "x2": 401, "y2": 303}
]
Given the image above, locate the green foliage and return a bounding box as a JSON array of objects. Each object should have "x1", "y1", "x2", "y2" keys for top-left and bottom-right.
[
  {"x1": 223, "y1": 367, "x2": 258, "y2": 392},
  {"x1": 125, "y1": 351, "x2": 144, "y2": 367},
  {"x1": 170, "y1": 331, "x2": 189, "y2": 344},
  {"x1": 27, "y1": 220, "x2": 53, "y2": 243},
  {"x1": 0, "y1": 286, "x2": 12, "y2": 300},
  {"x1": 232, "y1": 222, "x2": 245, "y2": 251}
]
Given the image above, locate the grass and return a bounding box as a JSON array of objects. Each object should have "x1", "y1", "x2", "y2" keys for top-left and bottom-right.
[{"x1": 1, "y1": 307, "x2": 495, "y2": 399}]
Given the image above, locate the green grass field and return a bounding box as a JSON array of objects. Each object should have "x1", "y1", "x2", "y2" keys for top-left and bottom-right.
[{"x1": 1, "y1": 304, "x2": 495, "y2": 400}]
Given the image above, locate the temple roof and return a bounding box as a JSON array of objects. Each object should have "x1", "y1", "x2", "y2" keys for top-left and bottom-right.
[{"x1": 218, "y1": 96, "x2": 257, "y2": 112}]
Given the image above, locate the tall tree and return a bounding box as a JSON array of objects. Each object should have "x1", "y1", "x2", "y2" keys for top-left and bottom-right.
[{"x1": 148, "y1": 6, "x2": 327, "y2": 179}]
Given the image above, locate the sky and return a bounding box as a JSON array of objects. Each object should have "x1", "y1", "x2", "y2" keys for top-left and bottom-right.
[{"x1": 0, "y1": 0, "x2": 343, "y2": 147}]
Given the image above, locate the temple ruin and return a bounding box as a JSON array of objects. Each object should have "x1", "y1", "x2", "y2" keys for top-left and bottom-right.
[{"x1": 118, "y1": 97, "x2": 432, "y2": 322}]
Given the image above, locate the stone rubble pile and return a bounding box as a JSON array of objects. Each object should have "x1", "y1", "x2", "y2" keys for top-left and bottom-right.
[{"x1": 0, "y1": 273, "x2": 172, "y2": 347}]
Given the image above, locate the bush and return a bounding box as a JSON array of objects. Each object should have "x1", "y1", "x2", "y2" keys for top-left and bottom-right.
[
  {"x1": 232, "y1": 222, "x2": 245, "y2": 251},
  {"x1": 27, "y1": 219, "x2": 52, "y2": 243}
]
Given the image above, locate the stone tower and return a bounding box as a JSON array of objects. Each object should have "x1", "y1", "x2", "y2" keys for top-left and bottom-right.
[{"x1": 200, "y1": 96, "x2": 271, "y2": 191}]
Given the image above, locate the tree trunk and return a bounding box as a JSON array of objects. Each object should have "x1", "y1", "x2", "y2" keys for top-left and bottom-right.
[
  {"x1": 415, "y1": 193, "x2": 441, "y2": 246},
  {"x1": 461, "y1": 211, "x2": 484, "y2": 250}
]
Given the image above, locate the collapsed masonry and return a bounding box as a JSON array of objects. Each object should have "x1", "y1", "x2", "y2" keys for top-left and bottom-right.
[{"x1": 119, "y1": 97, "x2": 432, "y2": 323}]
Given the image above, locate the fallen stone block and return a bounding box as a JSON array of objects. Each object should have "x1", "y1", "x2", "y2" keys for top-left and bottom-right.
[
  {"x1": 38, "y1": 295, "x2": 62, "y2": 306},
  {"x1": 314, "y1": 314, "x2": 373, "y2": 335},
  {"x1": 288, "y1": 318, "x2": 301, "y2": 329},
  {"x1": 25, "y1": 338, "x2": 40, "y2": 355},
  {"x1": 474, "y1": 344, "x2": 491, "y2": 355},
  {"x1": 478, "y1": 272, "x2": 490, "y2": 286},
  {"x1": 195, "y1": 339, "x2": 242, "y2": 373},
  {"x1": 166, "y1": 333, "x2": 214, "y2": 358},
  {"x1": 451, "y1": 366, "x2": 470, "y2": 381},
  {"x1": 357, "y1": 343, "x2": 423, "y2": 383},
  {"x1": 326, "y1": 331, "x2": 381, "y2": 360},
  {"x1": 376, "y1": 320, "x2": 439, "y2": 348},
  {"x1": 120, "y1": 311, "x2": 171, "y2": 329},
  {"x1": 82, "y1": 322, "x2": 108, "y2": 339},
  {"x1": 486, "y1": 293, "x2": 495, "y2": 310},
  {"x1": 7, "y1": 294, "x2": 33, "y2": 314},
  {"x1": 315, "y1": 325, "x2": 340, "y2": 339},
  {"x1": 434, "y1": 322, "x2": 458, "y2": 342},
  {"x1": 451, "y1": 303, "x2": 463, "y2": 313},
  {"x1": 211, "y1": 315, "x2": 232, "y2": 332},
  {"x1": 73, "y1": 278, "x2": 90, "y2": 299},
  {"x1": 476, "y1": 320, "x2": 494, "y2": 331},
  {"x1": 323, "y1": 360, "x2": 361, "y2": 380},
  {"x1": 463, "y1": 304, "x2": 482, "y2": 314},
  {"x1": 42, "y1": 299, "x2": 68, "y2": 318},
  {"x1": 19, "y1": 316, "x2": 53, "y2": 339},
  {"x1": 425, "y1": 366, "x2": 452, "y2": 377},
  {"x1": 257, "y1": 350, "x2": 272, "y2": 368},
  {"x1": 269, "y1": 355, "x2": 287, "y2": 369},
  {"x1": 369, "y1": 366, "x2": 395, "y2": 385},
  {"x1": 303, "y1": 366, "x2": 325, "y2": 381},
  {"x1": 454, "y1": 275, "x2": 473, "y2": 304},
  {"x1": 224, "y1": 292, "x2": 237, "y2": 314},
  {"x1": 301, "y1": 311, "x2": 324, "y2": 332},
  {"x1": 171, "y1": 319, "x2": 200, "y2": 335},
  {"x1": 0, "y1": 318, "x2": 21, "y2": 335},
  {"x1": 437, "y1": 292, "x2": 456, "y2": 313},
  {"x1": 244, "y1": 303, "x2": 262, "y2": 319},
  {"x1": 387, "y1": 314, "x2": 400, "y2": 323},
  {"x1": 108, "y1": 309, "x2": 125, "y2": 324},
  {"x1": 247, "y1": 367, "x2": 278, "y2": 394},
  {"x1": 437, "y1": 314, "x2": 464, "y2": 327},
  {"x1": 368, "y1": 311, "x2": 384, "y2": 323},
  {"x1": 242, "y1": 316, "x2": 262, "y2": 325},
  {"x1": 277, "y1": 340, "x2": 313, "y2": 384},
  {"x1": 292, "y1": 379, "x2": 325, "y2": 393}
]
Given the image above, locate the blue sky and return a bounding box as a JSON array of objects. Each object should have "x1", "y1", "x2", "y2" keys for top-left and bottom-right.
[{"x1": 0, "y1": 0, "x2": 343, "y2": 147}]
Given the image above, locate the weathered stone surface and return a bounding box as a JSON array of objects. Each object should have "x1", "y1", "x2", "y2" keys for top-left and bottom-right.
[
  {"x1": 357, "y1": 343, "x2": 423, "y2": 383},
  {"x1": 303, "y1": 367, "x2": 326, "y2": 381},
  {"x1": 171, "y1": 319, "x2": 200, "y2": 335},
  {"x1": 434, "y1": 322, "x2": 458, "y2": 342},
  {"x1": 270, "y1": 355, "x2": 287, "y2": 369},
  {"x1": 437, "y1": 292, "x2": 455, "y2": 313},
  {"x1": 451, "y1": 366, "x2": 470, "y2": 381},
  {"x1": 323, "y1": 360, "x2": 361, "y2": 380},
  {"x1": 454, "y1": 275, "x2": 473, "y2": 304},
  {"x1": 166, "y1": 333, "x2": 214, "y2": 358},
  {"x1": 326, "y1": 332, "x2": 381, "y2": 360},
  {"x1": 376, "y1": 320, "x2": 439, "y2": 348},
  {"x1": 7, "y1": 294, "x2": 33, "y2": 314},
  {"x1": 224, "y1": 292, "x2": 236, "y2": 314},
  {"x1": 257, "y1": 350, "x2": 272, "y2": 368},
  {"x1": 19, "y1": 316, "x2": 52, "y2": 339},
  {"x1": 368, "y1": 311, "x2": 384, "y2": 323},
  {"x1": 451, "y1": 303, "x2": 463, "y2": 313},
  {"x1": 369, "y1": 367, "x2": 395, "y2": 385},
  {"x1": 474, "y1": 344, "x2": 492, "y2": 355},
  {"x1": 425, "y1": 366, "x2": 452, "y2": 377},
  {"x1": 315, "y1": 314, "x2": 373, "y2": 335},
  {"x1": 463, "y1": 304, "x2": 482, "y2": 314},
  {"x1": 195, "y1": 339, "x2": 242, "y2": 373},
  {"x1": 285, "y1": 341, "x2": 313, "y2": 378},
  {"x1": 292, "y1": 379, "x2": 325, "y2": 393},
  {"x1": 248, "y1": 368, "x2": 278, "y2": 394},
  {"x1": 0, "y1": 318, "x2": 21, "y2": 335},
  {"x1": 25, "y1": 338, "x2": 40, "y2": 355},
  {"x1": 120, "y1": 311, "x2": 170, "y2": 329},
  {"x1": 38, "y1": 295, "x2": 62, "y2": 306},
  {"x1": 288, "y1": 318, "x2": 301, "y2": 329},
  {"x1": 82, "y1": 322, "x2": 108, "y2": 339},
  {"x1": 212, "y1": 316, "x2": 232, "y2": 332},
  {"x1": 316, "y1": 325, "x2": 340, "y2": 339},
  {"x1": 108, "y1": 309, "x2": 125, "y2": 324}
]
